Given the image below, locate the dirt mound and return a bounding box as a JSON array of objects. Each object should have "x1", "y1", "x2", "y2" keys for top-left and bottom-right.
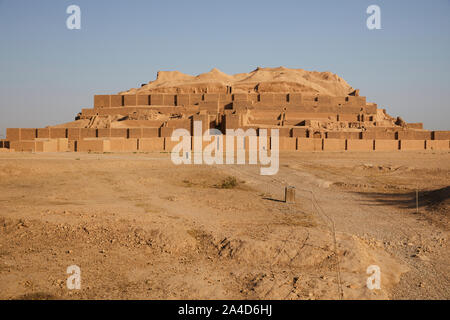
[{"x1": 120, "y1": 67, "x2": 354, "y2": 96}]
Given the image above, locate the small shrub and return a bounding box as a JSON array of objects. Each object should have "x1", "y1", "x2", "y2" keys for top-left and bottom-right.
[{"x1": 216, "y1": 176, "x2": 238, "y2": 189}]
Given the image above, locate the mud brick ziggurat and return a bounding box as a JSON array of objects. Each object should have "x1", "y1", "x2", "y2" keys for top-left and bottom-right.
[{"x1": 1, "y1": 67, "x2": 449, "y2": 153}]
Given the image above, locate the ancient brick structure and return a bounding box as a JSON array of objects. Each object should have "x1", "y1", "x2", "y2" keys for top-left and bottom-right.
[{"x1": 2, "y1": 67, "x2": 449, "y2": 153}]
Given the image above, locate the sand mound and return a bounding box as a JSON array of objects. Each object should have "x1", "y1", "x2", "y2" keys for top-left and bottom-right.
[{"x1": 120, "y1": 67, "x2": 354, "y2": 96}]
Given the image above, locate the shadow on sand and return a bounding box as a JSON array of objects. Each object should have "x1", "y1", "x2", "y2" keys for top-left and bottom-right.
[{"x1": 352, "y1": 186, "x2": 449, "y2": 211}]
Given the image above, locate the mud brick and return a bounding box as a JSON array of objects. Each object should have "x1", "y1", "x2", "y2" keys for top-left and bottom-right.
[
  {"x1": 142, "y1": 128, "x2": 159, "y2": 138},
  {"x1": 275, "y1": 137, "x2": 296, "y2": 151},
  {"x1": 110, "y1": 95, "x2": 123, "y2": 107},
  {"x1": 94, "y1": 95, "x2": 110, "y2": 108},
  {"x1": 123, "y1": 95, "x2": 137, "y2": 106},
  {"x1": 426, "y1": 140, "x2": 449, "y2": 150},
  {"x1": 138, "y1": 138, "x2": 164, "y2": 151},
  {"x1": 323, "y1": 138, "x2": 345, "y2": 151},
  {"x1": 288, "y1": 93, "x2": 303, "y2": 105},
  {"x1": 6, "y1": 128, "x2": 21, "y2": 141},
  {"x1": 137, "y1": 95, "x2": 150, "y2": 105},
  {"x1": 160, "y1": 127, "x2": 174, "y2": 138},
  {"x1": 49, "y1": 128, "x2": 66, "y2": 139},
  {"x1": 110, "y1": 128, "x2": 128, "y2": 138},
  {"x1": 37, "y1": 128, "x2": 51, "y2": 139},
  {"x1": 374, "y1": 140, "x2": 399, "y2": 151},
  {"x1": 21, "y1": 128, "x2": 37, "y2": 140},
  {"x1": 176, "y1": 94, "x2": 190, "y2": 106},
  {"x1": 80, "y1": 128, "x2": 97, "y2": 139},
  {"x1": 399, "y1": 140, "x2": 425, "y2": 151},
  {"x1": 163, "y1": 94, "x2": 176, "y2": 106},
  {"x1": 67, "y1": 128, "x2": 81, "y2": 140},
  {"x1": 346, "y1": 139, "x2": 373, "y2": 151},
  {"x1": 292, "y1": 127, "x2": 308, "y2": 138},
  {"x1": 232, "y1": 93, "x2": 248, "y2": 101},
  {"x1": 97, "y1": 128, "x2": 111, "y2": 138},
  {"x1": 150, "y1": 94, "x2": 164, "y2": 105},
  {"x1": 259, "y1": 93, "x2": 274, "y2": 104},
  {"x1": 78, "y1": 139, "x2": 111, "y2": 152},
  {"x1": 297, "y1": 138, "x2": 322, "y2": 151},
  {"x1": 432, "y1": 131, "x2": 450, "y2": 140}
]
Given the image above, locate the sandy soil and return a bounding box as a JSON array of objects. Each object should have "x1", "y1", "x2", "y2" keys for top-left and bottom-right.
[{"x1": 0, "y1": 151, "x2": 448, "y2": 300}]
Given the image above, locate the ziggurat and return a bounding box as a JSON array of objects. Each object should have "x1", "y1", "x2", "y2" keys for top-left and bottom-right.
[{"x1": 1, "y1": 67, "x2": 449, "y2": 153}]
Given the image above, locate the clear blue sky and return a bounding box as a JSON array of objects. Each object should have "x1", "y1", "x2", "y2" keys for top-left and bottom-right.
[{"x1": 0, "y1": 0, "x2": 449, "y2": 137}]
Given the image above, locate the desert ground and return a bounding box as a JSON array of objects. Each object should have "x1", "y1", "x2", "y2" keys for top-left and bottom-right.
[{"x1": 0, "y1": 150, "x2": 448, "y2": 300}]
